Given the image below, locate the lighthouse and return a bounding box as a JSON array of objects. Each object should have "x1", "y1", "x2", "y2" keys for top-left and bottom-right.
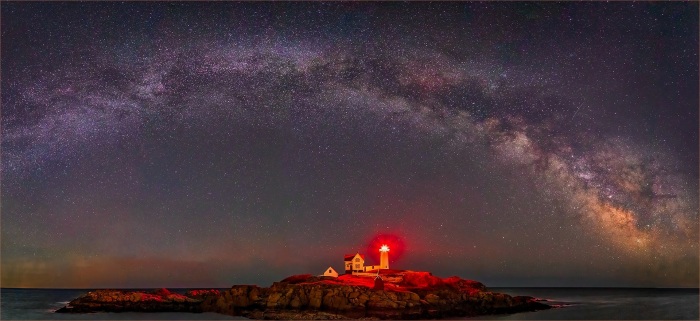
[{"x1": 379, "y1": 244, "x2": 390, "y2": 269}]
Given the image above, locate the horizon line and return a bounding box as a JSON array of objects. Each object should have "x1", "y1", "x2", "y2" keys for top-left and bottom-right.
[{"x1": 2, "y1": 286, "x2": 698, "y2": 290}]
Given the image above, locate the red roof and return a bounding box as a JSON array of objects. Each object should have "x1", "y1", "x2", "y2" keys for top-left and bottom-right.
[{"x1": 344, "y1": 253, "x2": 365, "y2": 261}]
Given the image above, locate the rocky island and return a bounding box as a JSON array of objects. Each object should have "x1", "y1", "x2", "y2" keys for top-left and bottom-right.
[{"x1": 56, "y1": 270, "x2": 551, "y2": 319}]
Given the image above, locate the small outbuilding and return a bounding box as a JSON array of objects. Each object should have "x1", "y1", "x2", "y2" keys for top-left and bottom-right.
[
  {"x1": 373, "y1": 274, "x2": 384, "y2": 290},
  {"x1": 322, "y1": 266, "x2": 339, "y2": 278}
]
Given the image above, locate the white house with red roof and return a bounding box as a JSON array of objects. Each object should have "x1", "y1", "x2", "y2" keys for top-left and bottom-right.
[{"x1": 344, "y1": 253, "x2": 365, "y2": 274}]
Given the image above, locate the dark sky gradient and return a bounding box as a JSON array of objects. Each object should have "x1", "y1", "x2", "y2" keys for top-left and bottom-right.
[{"x1": 1, "y1": 2, "x2": 698, "y2": 289}]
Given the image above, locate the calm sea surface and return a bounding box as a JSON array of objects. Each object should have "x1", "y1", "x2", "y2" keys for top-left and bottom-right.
[
  {"x1": 1, "y1": 287, "x2": 697, "y2": 320},
  {"x1": 472, "y1": 287, "x2": 699, "y2": 320}
]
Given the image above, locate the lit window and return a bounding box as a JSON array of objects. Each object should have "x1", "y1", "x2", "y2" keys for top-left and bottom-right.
[
  {"x1": 355, "y1": 264, "x2": 359, "y2": 268},
  {"x1": 355, "y1": 258, "x2": 360, "y2": 262}
]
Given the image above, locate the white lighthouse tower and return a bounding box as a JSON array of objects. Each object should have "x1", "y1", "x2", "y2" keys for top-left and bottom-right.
[{"x1": 379, "y1": 244, "x2": 390, "y2": 269}]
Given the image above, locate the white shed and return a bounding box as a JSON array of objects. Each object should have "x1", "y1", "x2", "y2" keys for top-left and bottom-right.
[{"x1": 322, "y1": 266, "x2": 339, "y2": 278}]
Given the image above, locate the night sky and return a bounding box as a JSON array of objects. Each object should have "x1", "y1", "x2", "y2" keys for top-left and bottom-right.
[{"x1": 1, "y1": 2, "x2": 698, "y2": 289}]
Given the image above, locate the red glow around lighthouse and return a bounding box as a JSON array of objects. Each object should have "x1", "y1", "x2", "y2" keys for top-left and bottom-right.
[{"x1": 365, "y1": 234, "x2": 405, "y2": 263}]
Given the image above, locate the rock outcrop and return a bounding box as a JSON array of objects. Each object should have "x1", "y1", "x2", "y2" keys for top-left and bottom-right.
[
  {"x1": 56, "y1": 271, "x2": 551, "y2": 319},
  {"x1": 55, "y1": 288, "x2": 203, "y2": 313}
]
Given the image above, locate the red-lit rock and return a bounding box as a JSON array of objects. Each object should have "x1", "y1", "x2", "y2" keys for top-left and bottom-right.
[
  {"x1": 184, "y1": 289, "x2": 221, "y2": 299},
  {"x1": 281, "y1": 274, "x2": 315, "y2": 284},
  {"x1": 56, "y1": 271, "x2": 551, "y2": 319},
  {"x1": 400, "y1": 271, "x2": 444, "y2": 288},
  {"x1": 269, "y1": 272, "x2": 550, "y2": 318},
  {"x1": 55, "y1": 289, "x2": 201, "y2": 313}
]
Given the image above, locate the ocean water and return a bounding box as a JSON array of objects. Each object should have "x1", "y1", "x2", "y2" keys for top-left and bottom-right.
[
  {"x1": 472, "y1": 287, "x2": 699, "y2": 320},
  {"x1": 1, "y1": 287, "x2": 697, "y2": 320}
]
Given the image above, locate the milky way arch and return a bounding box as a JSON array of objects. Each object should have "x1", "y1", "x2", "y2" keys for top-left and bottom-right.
[{"x1": 2, "y1": 2, "x2": 698, "y2": 287}]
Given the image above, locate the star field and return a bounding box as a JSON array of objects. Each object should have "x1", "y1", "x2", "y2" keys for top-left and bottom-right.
[{"x1": 1, "y1": 2, "x2": 698, "y2": 288}]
